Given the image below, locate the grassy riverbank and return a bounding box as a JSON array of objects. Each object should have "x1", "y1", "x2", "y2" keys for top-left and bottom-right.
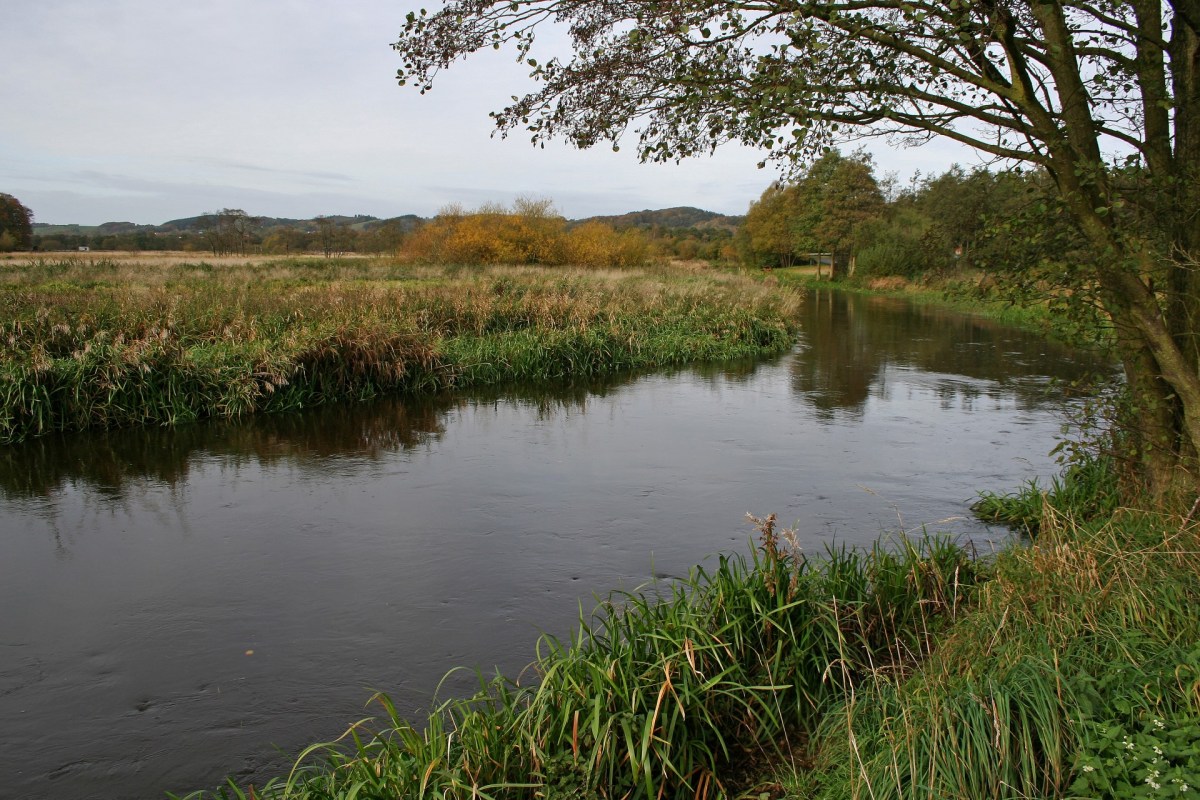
[
  {"x1": 777, "y1": 464, "x2": 1200, "y2": 799},
  {"x1": 179, "y1": 517, "x2": 985, "y2": 800},
  {"x1": 773, "y1": 267, "x2": 1110, "y2": 349},
  {"x1": 0, "y1": 256, "x2": 801, "y2": 443},
  {"x1": 177, "y1": 461, "x2": 1200, "y2": 800}
]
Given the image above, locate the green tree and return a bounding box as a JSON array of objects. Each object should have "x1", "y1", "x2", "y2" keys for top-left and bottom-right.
[
  {"x1": 800, "y1": 151, "x2": 885, "y2": 278},
  {"x1": 916, "y1": 166, "x2": 1030, "y2": 271},
  {"x1": 395, "y1": 0, "x2": 1200, "y2": 500},
  {"x1": 741, "y1": 151, "x2": 882, "y2": 273},
  {"x1": 0, "y1": 194, "x2": 33, "y2": 251},
  {"x1": 854, "y1": 203, "x2": 932, "y2": 280}
]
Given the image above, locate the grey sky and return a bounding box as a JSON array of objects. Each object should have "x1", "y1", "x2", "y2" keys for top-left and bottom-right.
[{"x1": 2, "y1": 0, "x2": 978, "y2": 225}]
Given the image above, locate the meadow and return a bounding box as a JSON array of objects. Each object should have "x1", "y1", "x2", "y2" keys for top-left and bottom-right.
[{"x1": 0, "y1": 254, "x2": 802, "y2": 443}]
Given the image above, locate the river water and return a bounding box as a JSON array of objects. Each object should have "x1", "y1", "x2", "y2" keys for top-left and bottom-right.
[{"x1": 0, "y1": 290, "x2": 1108, "y2": 799}]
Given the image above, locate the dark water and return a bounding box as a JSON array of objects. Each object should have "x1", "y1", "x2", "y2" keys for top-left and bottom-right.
[{"x1": 0, "y1": 291, "x2": 1108, "y2": 799}]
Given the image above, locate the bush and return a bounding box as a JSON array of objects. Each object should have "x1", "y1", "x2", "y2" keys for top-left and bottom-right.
[
  {"x1": 854, "y1": 240, "x2": 927, "y2": 279},
  {"x1": 401, "y1": 200, "x2": 651, "y2": 267}
]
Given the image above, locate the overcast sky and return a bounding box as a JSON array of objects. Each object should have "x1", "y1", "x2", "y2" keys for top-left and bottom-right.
[{"x1": 1, "y1": 1, "x2": 980, "y2": 225}]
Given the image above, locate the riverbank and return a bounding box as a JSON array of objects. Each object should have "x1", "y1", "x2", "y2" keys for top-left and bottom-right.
[
  {"x1": 773, "y1": 461, "x2": 1200, "y2": 799},
  {"x1": 174, "y1": 457, "x2": 1200, "y2": 800},
  {"x1": 772, "y1": 267, "x2": 1111, "y2": 349},
  {"x1": 0, "y1": 257, "x2": 801, "y2": 443}
]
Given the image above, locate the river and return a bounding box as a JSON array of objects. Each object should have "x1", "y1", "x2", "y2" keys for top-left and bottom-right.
[{"x1": 0, "y1": 290, "x2": 1109, "y2": 799}]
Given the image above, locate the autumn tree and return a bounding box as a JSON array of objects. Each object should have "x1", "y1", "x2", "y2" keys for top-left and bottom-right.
[
  {"x1": 315, "y1": 217, "x2": 347, "y2": 258},
  {"x1": 742, "y1": 182, "x2": 806, "y2": 269},
  {"x1": 262, "y1": 226, "x2": 308, "y2": 255},
  {"x1": 0, "y1": 193, "x2": 33, "y2": 251},
  {"x1": 395, "y1": 0, "x2": 1200, "y2": 500},
  {"x1": 362, "y1": 219, "x2": 414, "y2": 254},
  {"x1": 402, "y1": 199, "x2": 645, "y2": 266}
]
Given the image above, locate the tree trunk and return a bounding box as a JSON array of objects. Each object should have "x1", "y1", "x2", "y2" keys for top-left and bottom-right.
[{"x1": 1103, "y1": 260, "x2": 1200, "y2": 503}]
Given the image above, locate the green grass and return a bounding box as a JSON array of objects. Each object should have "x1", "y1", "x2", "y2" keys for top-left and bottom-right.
[
  {"x1": 0, "y1": 260, "x2": 802, "y2": 443},
  {"x1": 971, "y1": 452, "x2": 1121, "y2": 535},
  {"x1": 776, "y1": 461, "x2": 1200, "y2": 800},
  {"x1": 172, "y1": 517, "x2": 983, "y2": 800}
]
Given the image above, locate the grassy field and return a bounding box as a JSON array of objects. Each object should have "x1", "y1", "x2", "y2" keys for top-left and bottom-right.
[{"x1": 0, "y1": 254, "x2": 803, "y2": 443}]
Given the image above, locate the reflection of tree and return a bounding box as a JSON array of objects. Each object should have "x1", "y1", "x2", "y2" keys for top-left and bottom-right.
[
  {"x1": 691, "y1": 356, "x2": 772, "y2": 385},
  {"x1": 791, "y1": 290, "x2": 1111, "y2": 417}
]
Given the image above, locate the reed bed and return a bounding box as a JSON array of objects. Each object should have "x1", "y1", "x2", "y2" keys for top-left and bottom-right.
[
  {"x1": 175, "y1": 516, "x2": 981, "y2": 800},
  {"x1": 0, "y1": 259, "x2": 802, "y2": 443}
]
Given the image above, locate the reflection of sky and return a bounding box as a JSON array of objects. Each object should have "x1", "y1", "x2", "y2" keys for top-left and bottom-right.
[{"x1": 0, "y1": 348, "x2": 1087, "y2": 800}]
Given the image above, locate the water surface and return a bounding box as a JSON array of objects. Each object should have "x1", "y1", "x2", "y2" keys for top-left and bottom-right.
[{"x1": 0, "y1": 290, "x2": 1109, "y2": 798}]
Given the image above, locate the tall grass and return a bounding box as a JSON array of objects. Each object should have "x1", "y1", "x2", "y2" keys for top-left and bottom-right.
[
  {"x1": 785, "y1": 462, "x2": 1200, "y2": 800},
  {"x1": 0, "y1": 260, "x2": 801, "y2": 443},
  {"x1": 174, "y1": 517, "x2": 982, "y2": 800},
  {"x1": 970, "y1": 451, "x2": 1121, "y2": 535}
]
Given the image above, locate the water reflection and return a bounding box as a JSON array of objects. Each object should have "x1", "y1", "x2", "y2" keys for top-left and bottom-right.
[
  {"x1": 792, "y1": 290, "x2": 1109, "y2": 417},
  {"x1": 0, "y1": 398, "x2": 443, "y2": 502},
  {"x1": 0, "y1": 378, "x2": 663, "y2": 505}
]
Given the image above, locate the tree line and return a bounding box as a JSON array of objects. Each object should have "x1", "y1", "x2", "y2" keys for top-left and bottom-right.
[
  {"x1": 738, "y1": 150, "x2": 1061, "y2": 285},
  {"x1": 24, "y1": 210, "x2": 416, "y2": 257},
  {"x1": 13, "y1": 200, "x2": 737, "y2": 263}
]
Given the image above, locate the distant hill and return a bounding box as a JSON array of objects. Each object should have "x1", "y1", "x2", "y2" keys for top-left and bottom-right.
[
  {"x1": 32, "y1": 223, "x2": 102, "y2": 236},
  {"x1": 34, "y1": 208, "x2": 741, "y2": 238},
  {"x1": 158, "y1": 214, "x2": 382, "y2": 233},
  {"x1": 578, "y1": 206, "x2": 744, "y2": 231},
  {"x1": 360, "y1": 215, "x2": 424, "y2": 234}
]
